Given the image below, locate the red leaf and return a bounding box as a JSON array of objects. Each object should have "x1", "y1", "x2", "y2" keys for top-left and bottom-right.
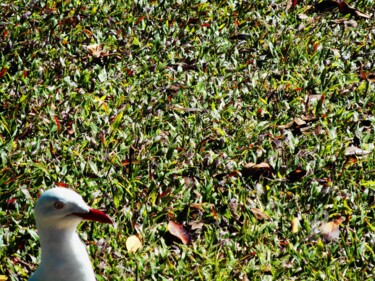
[
  {"x1": 201, "y1": 23, "x2": 210, "y2": 27},
  {"x1": 23, "y1": 69, "x2": 28, "y2": 78},
  {"x1": 136, "y1": 16, "x2": 146, "y2": 25},
  {"x1": 336, "y1": 1, "x2": 351, "y2": 14},
  {"x1": 168, "y1": 220, "x2": 191, "y2": 245},
  {"x1": 228, "y1": 170, "x2": 240, "y2": 177},
  {"x1": 6, "y1": 198, "x2": 17, "y2": 204},
  {"x1": 4, "y1": 175, "x2": 22, "y2": 185},
  {"x1": 313, "y1": 42, "x2": 319, "y2": 52},
  {"x1": 286, "y1": 0, "x2": 299, "y2": 10},
  {"x1": 0, "y1": 67, "x2": 7, "y2": 79},
  {"x1": 49, "y1": 142, "x2": 56, "y2": 156},
  {"x1": 2, "y1": 30, "x2": 8, "y2": 40},
  {"x1": 127, "y1": 69, "x2": 134, "y2": 77},
  {"x1": 159, "y1": 189, "x2": 171, "y2": 198},
  {"x1": 211, "y1": 205, "x2": 219, "y2": 220},
  {"x1": 55, "y1": 182, "x2": 69, "y2": 188},
  {"x1": 54, "y1": 115, "x2": 61, "y2": 133}
]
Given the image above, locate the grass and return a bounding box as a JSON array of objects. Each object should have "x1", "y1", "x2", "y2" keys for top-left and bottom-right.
[{"x1": 0, "y1": 0, "x2": 374, "y2": 280}]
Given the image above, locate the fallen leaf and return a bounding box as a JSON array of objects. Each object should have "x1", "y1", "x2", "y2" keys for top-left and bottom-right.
[
  {"x1": 229, "y1": 199, "x2": 240, "y2": 220},
  {"x1": 242, "y1": 162, "x2": 273, "y2": 179},
  {"x1": 159, "y1": 189, "x2": 171, "y2": 198},
  {"x1": 291, "y1": 217, "x2": 300, "y2": 233},
  {"x1": 0, "y1": 67, "x2": 7, "y2": 79},
  {"x1": 286, "y1": 0, "x2": 300, "y2": 11},
  {"x1": 250, "y1": 208, "x2": 270, "y2": 220},
  {"x1": 86, "y1": 43, "x2": 109, "y2": 58},
  {"x1": 168, "y1": 220, "x2": 191, "y2": 245},
  {"x1": 294, "y1": 117, "x2": 306, "y2": 126},
  {"x1": 344, "y1": 156, "x2": 358, "y2": 169},
  {"x1": 301, "y1": 115, "x2": 318, "y2": 122},
  {"x1": 55, "y1": 182, "x2": 69, "y2": 188},
  {"x1": 333, "y1": 18, "x2": 358, "y2": 28},
  {"x1": 320, "y1": 217, "x2": 345, "y2": 241},
  {"x1": 336, "y1": 0, "x2": 371, "y2": 19},
  {"x1": 54, "y1": 115, "x2": 61, "y2": 134},
  {"x1": 2, "y1": 30, "x2": 7, "y2": 40},
  {"x1": 366, "y1": 73, "x2": 375, "y2": 83},
  {"x1": 126, "y1": 235, "x2": 142, "y2": 253},
  {"x1": 345, "y1": 146, "x2": 370, "y2": 156},
  {"x1": 82, "y1": 29, "x2": 93, "y2": 37},
  {"x1": 190, "y1": 203, "x2": 204, "y2": 211},
  {"x1": 0, "y1": 275, "x2": 8, "y2": 281},
  {"x1": 211, "y1": 205, "x2": 219, "y2": 220},
  {"x1": 287, "y1": 169, "x2": 306, "y2": 182},
  {"x1": 136, "y1": 16, "x2": 146, "y2": 25},
  {"x1": 189, "y1": 221, "x2": 204, "y2": 230},
  {"x1": 278, "y1": 116, "x2": 318, "y2": 131}
]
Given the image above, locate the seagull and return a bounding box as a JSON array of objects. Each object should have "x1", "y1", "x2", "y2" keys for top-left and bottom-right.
[{"x1": 29, "y1": 187, "x2": 112, "y2": 281}]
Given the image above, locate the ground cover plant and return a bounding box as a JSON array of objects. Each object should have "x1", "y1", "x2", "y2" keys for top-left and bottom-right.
[{"x1": 0, "y1": 0, "x2": 374, "y2": 280}]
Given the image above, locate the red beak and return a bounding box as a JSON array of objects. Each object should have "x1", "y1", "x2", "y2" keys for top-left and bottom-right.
[{"x1": 74, "y1": 208, "x2": 113, "y2": 224}]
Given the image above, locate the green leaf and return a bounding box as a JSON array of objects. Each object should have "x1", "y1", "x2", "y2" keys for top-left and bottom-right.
[{"x1": 111, "y1": 111, "x2": 124, "y2": 133}]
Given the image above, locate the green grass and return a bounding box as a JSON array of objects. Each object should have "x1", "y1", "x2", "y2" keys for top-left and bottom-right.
[{"x1": 1, "y1": 0, "x2": 374, "y2": 280}]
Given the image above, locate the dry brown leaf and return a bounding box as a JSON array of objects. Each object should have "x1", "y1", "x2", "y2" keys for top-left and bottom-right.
[
  {"x1": 211, "y1": 205, "x2": 219, "y2": 220},
  {"x1": 168, "y1": 220, "x2": 191, "y2": 245},
  {"x1": 367, "y1": 73, "x2": 375, "y2": 83},
  {"x1": 190, "y1": 203, "x2": 204, "y2": 210},
  {"x1": 242, "y1": 162, "x2": 273, "y2": 179},
  {"x1": 345, "y1": 146, "x2": 371, "y2": 156},
  {"x1": 301, "y1": 115, "x2": 318, "y2": 122},
  {"x1": 320, "y1": 217, "x2": 345, "y2": 241},
  {"x1": 336, "y1": 1, "x2": 371, "y2": 19},
  {"x1": 278, "y1": 117, "x2": 317, "y2": 130},
  {"x1": 333, "y1": 18, "x2": 358, "y2": 27},
  {"x1": 189, "y1": 221, "x2": 204, "y2": 230},
  {"x1": 294, "y1": 117, "x2": 306, "y2": 126},
  {"x1": 278, "y1": 120, "x2": 295, "y2": 129},
  {"x1": 126, "y1": 235, "x2": 142, "y2": 253},
  {"x1": 83, "y1": 29, "x2": 93, "y2": 37},
  {"x1": 300, "y1": 126, "x2": 313, "y2": 135},
  {"x1": 286, "y1": 0, "x2": 299, "y2": 11},
  {"x1": 86, "y1": 44, "x2": 109, "y2": 58},
  {"x1": 291, "y1": 217, "x2": 300, "y2": 233},
  {"x1": 287, "y1": 169, "x2": 307, "y2": 182},
  {"x1": 250, "y1": 208, "x2": 270, "y2": 220}
]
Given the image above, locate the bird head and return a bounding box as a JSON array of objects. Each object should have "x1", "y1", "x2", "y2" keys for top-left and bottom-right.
[{"x1": 34, "y1": 188, "x2": 112, "y2": 230}]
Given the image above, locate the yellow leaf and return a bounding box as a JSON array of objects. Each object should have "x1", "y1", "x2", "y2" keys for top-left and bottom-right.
[
  {"x1": 0, "y1": 275, "x2": 8, "y2": 281},
  {"x1": 291, "y1": 217, "x2": 299, "y2": 233},
  {"x1": 126, "y1": 235, "x2": 142, "y2": 253},
  {"x1": 320, "y1": 217, "x2": 345, "y2": 241}
]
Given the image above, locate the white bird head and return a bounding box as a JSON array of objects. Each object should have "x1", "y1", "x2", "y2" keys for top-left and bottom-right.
[
  {"x1": 34, "y1": 187, "x2": 112, "y2": 230},
  {"x1": 29, "y1": 188, "x2": 112, "y2": 281}
]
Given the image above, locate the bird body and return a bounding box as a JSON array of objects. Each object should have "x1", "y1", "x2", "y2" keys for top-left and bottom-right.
[{"x1": 29, "y1": 188, "x2": 112, "y2": 281}]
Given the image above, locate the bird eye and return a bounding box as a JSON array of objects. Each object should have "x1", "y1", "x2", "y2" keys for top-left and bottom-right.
[{"x1": 54, "y1": 202, "x2": 64, "y2": 209}]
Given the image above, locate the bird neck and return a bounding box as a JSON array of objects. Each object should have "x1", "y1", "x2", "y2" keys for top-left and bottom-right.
[
  {"x1": 38, "y1": 225, "x2": 89, "y2": 262},
  {"x1": 38, "y1": 225, "x2": 79, "y2": 252},
  {"x1": 36, "y1": 225, "x2": 96, "y2": 281}
]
